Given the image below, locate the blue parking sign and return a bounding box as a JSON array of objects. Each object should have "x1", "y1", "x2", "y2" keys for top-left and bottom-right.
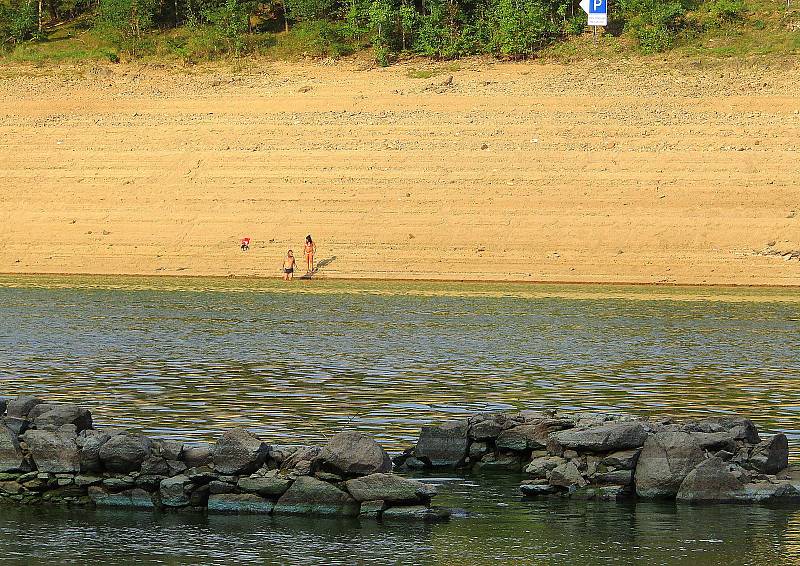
[
  {"x1": 580, "y1": 0, "x2": 608, "y2": 25},
  {"x1": 590, "y1": 0, "x2": 606, "y2": 13}
]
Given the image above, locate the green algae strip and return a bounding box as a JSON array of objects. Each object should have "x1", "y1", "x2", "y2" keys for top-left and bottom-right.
[{"x1": 1, "y1": 274, "x2": 798, "y2": 304}]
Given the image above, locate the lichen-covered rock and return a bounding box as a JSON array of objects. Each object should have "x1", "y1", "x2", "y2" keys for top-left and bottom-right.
[
  {"x1": 413, "y1": 420, "x2": 469, "y2": 467},
  {"x1": 0, "y1": 425, "x2": 28, "y2": 473},
  {"x1": 159, "y1": 475, "x2": 192, "y2": 507},
  {"x1": 90, "y1": 487, "x2": 155, "y2": 509},
  {"x1": 237, "y1": 474, "x2": 292, "y2": 497},
  {"x1": 22, "y1": 429, "x2": 80, "y2": 473},
  {"x1": 550, "y1": 421, "x2": 648, "y2": 453},
  {"x1": 208, "y1": 493, "x2": 275, "y2": 514},
  {"x1": 99, "y1": 433, "x2": 152, "y2": 473},
  {"x1": 211, "y1": 429, "x2": 269, "y2": 475},
  {"x1": 549, "y1": 461, "x2": 587, "y2": 488},
  {"x1": 748, "y1": 434, "x2": 788, "y2": 475},
  {"x1": 381, "y1": 505, "x2": 450, "y2": 522},
  {"x1": 344, "y1": 473, "x2": 436, "y2": 503},
  {"x1": 319, "y1": 431, "x2": 391, "y2": 477},
  {"x1": 273, "y1": 476, "x2": 359, "y2": 516},
  {"x1": 7, "y1": 396, "x2": 43, "y2": 419},
  {"x1": 29, "y1": 404, "x2": 93, "y2": 432},
  {"x1": 675, "y1": 457, "x2": 745, "y2": 503},
  {"x1": 635, "y1": 431, "x2": 705, "y2": 499}
]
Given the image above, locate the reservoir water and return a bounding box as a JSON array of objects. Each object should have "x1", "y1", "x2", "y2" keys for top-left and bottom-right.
[{"x1": 1, "y1": 276, "x2": 799, "y2": 564}]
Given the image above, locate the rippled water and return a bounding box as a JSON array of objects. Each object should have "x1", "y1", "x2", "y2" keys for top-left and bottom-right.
[{"x1": 1, "y1": 275, "x2": 799, "y2": 564}]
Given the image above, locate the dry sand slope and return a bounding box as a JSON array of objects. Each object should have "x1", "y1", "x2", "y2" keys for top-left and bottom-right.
[{"x1": 0, "y1": 58, "x2": 798, "y2": 284}]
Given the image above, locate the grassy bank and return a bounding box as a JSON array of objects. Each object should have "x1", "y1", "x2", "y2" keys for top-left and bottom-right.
[{"x1": 1, "y1": 0, "x2": 798, "y2": 66}]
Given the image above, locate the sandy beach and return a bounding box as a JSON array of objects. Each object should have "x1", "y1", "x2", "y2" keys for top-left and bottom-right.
[{"x1": 1, "y1": 58, "x2": 798, "y2": 285}]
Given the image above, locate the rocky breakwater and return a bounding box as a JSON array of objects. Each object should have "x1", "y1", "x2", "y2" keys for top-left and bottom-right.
[
  {"x1": 0, "y1": 396, "x2": 448, "y2": 521},
  {"x1": 395, "y1": 410, "x2": 800, "y2": 504}
]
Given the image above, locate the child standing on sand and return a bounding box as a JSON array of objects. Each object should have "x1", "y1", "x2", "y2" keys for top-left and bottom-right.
[{"x1": 282, "y1": 250, "x2": 296, "y2": 280}]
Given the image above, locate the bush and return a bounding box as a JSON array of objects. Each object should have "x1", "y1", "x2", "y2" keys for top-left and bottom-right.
[
  {"x1": 96, "y1": 0, "x2": 160, "y2": 55},
  {"x1": 2, "y1": 0, "x2": 40, "y2": 43},
  {"x1": 619, "y1": 0, "x2": 690, "y2": 53},
  {"x1": 706, "y1": 0, "x2": 746, "y2": 27},
  {"x1": 488, "y1": 0, "x2": 559, "y2": 57}
]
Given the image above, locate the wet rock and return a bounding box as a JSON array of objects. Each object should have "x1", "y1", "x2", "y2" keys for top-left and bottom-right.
[
  {"x1": 77, "y1": 430, "x2": 111, "y2": 473},
  {"x1": 688, "y1": 431, "x2": 738, "y2": 453},
  {"x1": 676, "y1": 457, "x2": 745, "y2": 503},
  {"x1": 602, "y1": 449, "x2": 641, "y2": 470},
  {"x1": 209, "y1": 480, "x2": 236, "y2": 494},
  {"x1": 22, "y1": 429, "x2": 80, "y2": 473},
  {"x1": 748, "y1": 434, "x2": 789, "y2": 475},
  {"x1": 237, "y1": 475, "x2": 292, "y2": 497},
  {"x1": 474, "y1": 452, "x2": 523, "y2": 471},
  {"x1": 99, "y1": 434, "x2": 152, "y2": 473},
  {"x1": 358, "y1": 499, "x2": 386, "y2": 518},
  {"x1": 635, "y1": 431, "x2": 705, "y2": 498},
  {"x1": 520, "y1": 482, "x2": 559, "y2": 497},
  {"x1": 413, "y1": 420, "x2": 469, "y2": 467},
  {"x1": 551, "y1": 422, "x2": 648, "y2": 453},
  {"x1": 344, "y1": 473, "x2": 436, "y2": 503},
  {"x1": 160, "y1": 475, "x2": 192, "y2": 507},
  {"x1": 74, "y1": 474, "x2": 102, "y2": 487},
  {"x1": 468, "y1": 441, "x2": 489, "y2": 459},
  {"x1": 208, "y1": 493, "x2": 275, "y2": 514},
  {"x1": 381, "y1": 505, "x2": 450, "y2": 522},
  {"x1": 102, "y1": 476, "x2": 135, "y2": 490},
  {"x1": 212, "y1": 429, "x2": 269, "y2": 475},
  {"x1": 0, "y1": 425, "x2": 28, "y2": 472},
  {"x1": 185, "y1": 465, "x2": 217, "y2": 483},
  {"x1": 7, "y1": 396, "x2": 43, "y2": 419},
  {"x1": 0, "y1": 480, "x2": 24, "y2": 495},
  {"x1": 89, "y1": 486, "x2": 155, "y2": 509},
  {"x1": 273, "y1": 476, "x2": 359, "y2": 516},
  {"x1": 735, "y1": 481, "x2": 800, "y2": 503},
  {"x1": 549, "y1": 461, "x2": 587, "y2": 488},
  {"x1": 182, "y1": 443, "x2": 212, "y2": 468},
  {"x1": 524, "y1": 456, "x2": 564, "y2": 478},
  {"x1": 29, "y1": 404, "x2": 93, "y2": 432},
  {"x1": 319, "y1": 432, "x2": 391, "y2": 477}
]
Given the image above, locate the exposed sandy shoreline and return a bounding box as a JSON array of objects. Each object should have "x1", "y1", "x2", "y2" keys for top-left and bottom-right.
[{"x1": 1, "y1": 58, "x2": 798, "y2": 285}]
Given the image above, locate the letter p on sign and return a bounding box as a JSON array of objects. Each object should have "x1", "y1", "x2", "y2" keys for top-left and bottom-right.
[{"x1": 580, "y1": 0, "x2": 607, "y2": 25}]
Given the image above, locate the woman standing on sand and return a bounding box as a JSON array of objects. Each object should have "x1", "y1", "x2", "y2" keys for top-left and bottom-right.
[{"x1": 304, "y1": 235, "x2": 316, "y2": 273}]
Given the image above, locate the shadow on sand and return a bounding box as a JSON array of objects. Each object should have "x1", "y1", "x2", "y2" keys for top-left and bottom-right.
[{"x1": 299, "y1": 256, "x2": 337, "y2": 279}]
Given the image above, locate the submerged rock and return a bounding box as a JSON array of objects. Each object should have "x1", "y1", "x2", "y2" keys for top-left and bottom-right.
[
  {"x1": 413, "y1": 420, "x2": 469, "y2": 467},
  {"x1": 319, "y1": 431, "x2": 391, "y2": 477},
  {"x1": 208, "y1": 493, "x2": 274, "y2": 514},
  {"x1": 381, "y1": 505, "x2": 450, "y2": 522},
  {"x1": 635, "y1": 431, "x2": 705, "y2": 499}
]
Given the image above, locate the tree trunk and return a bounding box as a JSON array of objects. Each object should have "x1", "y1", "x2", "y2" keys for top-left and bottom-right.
[
  {"x1": 283, "y1": 2, "x2": 289, "y2": 32},
  {"x1": 38, "y1": 0, "x2": 43, "y2": 33}
]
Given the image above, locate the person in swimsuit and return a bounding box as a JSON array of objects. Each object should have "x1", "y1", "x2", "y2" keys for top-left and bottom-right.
[
  {"x1": 304, "y1": 235, "x2": 316, "y2": 273},
  {"x1": 283, "y1": 250, "x2": 296, "y2": 280}
]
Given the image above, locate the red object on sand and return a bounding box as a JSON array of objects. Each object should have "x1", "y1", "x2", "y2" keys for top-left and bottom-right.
[{"x1": 241, "y1": 237, "x2": 250, "y2": 251}]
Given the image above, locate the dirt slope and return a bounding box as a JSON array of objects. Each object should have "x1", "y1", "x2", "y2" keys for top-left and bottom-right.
[{"x1": 1, "y1": 58, "x2": 798, "y2": 284}]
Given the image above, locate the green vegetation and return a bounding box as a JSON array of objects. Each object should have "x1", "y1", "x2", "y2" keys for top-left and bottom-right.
[{"x1": 0, "y1": 0, "x2": 797, "y2": 64}]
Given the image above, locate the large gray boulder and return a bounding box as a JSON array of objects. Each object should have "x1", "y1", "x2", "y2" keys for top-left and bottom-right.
[
  {"x1": 211, "y1": 429, "x2": 269, "y2": 475},
  {"x1": 468, "y1": 413, "x2": 518, "y2": 440},
  {"x1": 29, "y1": 403, "x2": 93, "y2": 432},
  {"x1": 319, "y1": 432, "x2": 391, "y2": 477},
  {"x1": 182, "y1": 443, "x2": 212, "y2": 468},
  {"x1": 549, "y1": 461, "x2": 587, "y2": 488},
  {"x1": 496, "y1": 424, "x2": 550, "y2": 451},
  {"x1": 550, "y1": 421, "x2": 648, "y2": 453},
  {"x1": 159, "y1": 475, "x2": 192, "y2": 507},
  {"x1": 748, "y1": 434, "x2": 788, "y2": 475},
  {"x1": 676, "y1": 457, "x2": 745, "y2": 503},
  {"x1": 635, "y1": 431, "x2": 705, "y2": 498},
  {"x1": 0, "y1": 425, "x2": 28, "y2": 472},
  {"x1": 7, "y1": 395, "x2": 43, "y2": 419},
  {"x1": 344, "y1": 473, "x2": 436, "y2": 503},
  {"x1": 77, "y1": 430, "x2": 112, "y2": 473},
  {"x1": 273, "y1": 476, "x2": 359, "y2": 516},
  {"x1": 22, "y1": 429, "x2": 80, "y2": 473},
  {"x1": 413, "y1": 420, "x2": 469, "y2": 467},
  {"x1": 99, "y1": 433, "x2": 152, "y2": 473}
]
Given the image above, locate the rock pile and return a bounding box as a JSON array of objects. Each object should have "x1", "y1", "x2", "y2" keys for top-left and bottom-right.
[
  {"x1": 394, "y1": 410, "x2": 800, "y2": 504},
  {"x1": 0, "y1": 396, "x2": 448, "y2": 521}
]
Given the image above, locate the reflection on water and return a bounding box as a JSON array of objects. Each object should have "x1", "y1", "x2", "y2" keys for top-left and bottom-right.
[
  {"x1": 0, "y1": 276, "x2": 798, "y2": 453},
  {"x1": 1, "y1": 276, "x2": 799, "y2": 565}
]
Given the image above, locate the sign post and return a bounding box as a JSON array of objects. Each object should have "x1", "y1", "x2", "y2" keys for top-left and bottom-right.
[{"x1": 580, "y1": 0, "x2": 608, "y2": 43}]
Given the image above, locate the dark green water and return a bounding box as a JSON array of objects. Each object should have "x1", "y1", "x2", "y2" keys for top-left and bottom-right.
[{"x1": 1, "y1": 276, "x2": 799, "y2": 564}]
